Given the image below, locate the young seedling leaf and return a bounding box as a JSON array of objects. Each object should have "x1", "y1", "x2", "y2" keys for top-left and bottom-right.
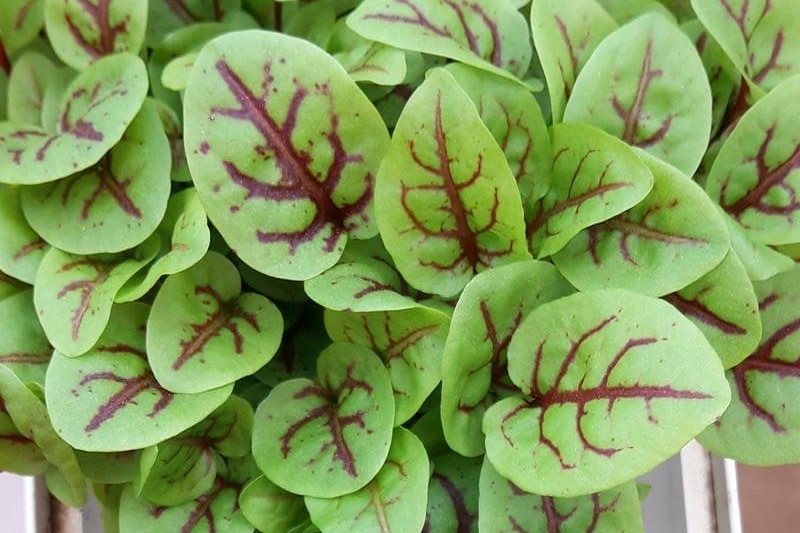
[
  {"x1": 45, "y1": 302, "x2": 233, "y2": 452},
  {"x1": 479, "y1": 458, "x2": 645, "y2": 533},
  {"x1": 0, "y1": 52, "x2": 148, "y2": 184},
  {"x1": 305, "y1": 428, "x2": 429, "y2": 533},
  {"x1": 0, "y1": 406, "x2": 48, "y2": 475},
  {"x1": 7, "y1": 51, "x2": 57, "y2": 126},
  {"x1": 530, "y1": 0, "x2": 617, "y2": 123},
  {"x1": 563, "y1": 13, "x2": 712, "y2": 176},
  {"x1": 375, "y1": 68, "x2": 529, "y2": 298},
  {"x1": 0, "y1": 186, "x2": 49, "y2": 284},
  {"x1": 329, "y1": 18, "x2": 407, "y2": 86},
  {"x1": 663, "y1": 251, "x2": 761, "y2": 369},
  {"x1": 424, "y1": 452, "x2": 481, "y2": 533},
  {"x1": 553, "y1": 153, "x2": 729, "y2": 296},
  {"x1": 150, "y1": 99, "x2": 191, "y2": 182},
  {"x1": 75, "y1": 449, "x2": 138, "y2": 484},
  {"x1": 445, "y1": 63, "x2": 552, "y2": 208},
  {"x1": 690, "y1": 0, "x2": 800, "y2": 91},
  {"x1": 21, "y1": 98, "x2": 171, "y2": 255},
  {"x1": 146, "y1": 0, "x2": 240, "y2": 45},
  {"x1": 0, "y1": 0, "x2": 45, "y2": 54},
  {"x1": 527, "y1": 123, "x2": 653, "y2": 259},
  {"x1": 325, "y1": 307, "x2": 449, "y2": 425},
  {"x1": 698, "y1": 266, "x2": 800, "y2": 464},
  {"x1": 137, "y1": 442, "x2": 218, "y2": 507},
  {"x1": 706, "y1": 75, "x2": 800, "y2": 245},
  {"x1": 239, "y1": 475, "x2": 311, "y2": 533},
  {"x1": 722, "y1": 209, "x2": 795, "y2": 280},
  {"x1": 347, "y1": 0, "x2": 532, "y2": 81},
  {"x1": 483, "y1": 289, "x2": 730, "y2": 497},
  {"x1": 33, "y1": 236, "x2": 159, "y2": 357},
  {"x1": 44, "y1": 0, "x2": 147, "y2": 71},
  {"x1": 184, "y1": 30, "x2": 389, "y2": 281},
  {"x1": 147, "y1": 251, "x2": 283, "y2": 393},
  {"x1": 252, "y1": 342, "x2": 395, "y2": 498},
  {"x1": 440, "y1": 260, "x2": 573, "y2": 457},
  {"x1": 596, "y1": 0, "x2": 675, "y2": 24},
  {"x1": 0, "y1": 290, "x2": 51, "y2": 385}
]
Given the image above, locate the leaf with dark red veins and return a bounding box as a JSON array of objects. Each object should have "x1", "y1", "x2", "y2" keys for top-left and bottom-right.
[
  {"x1": 347, "y1": 0, "x2": 532, "y2": 81},
  {"x1": 440, "y1": 260, "x2": 573, "y2": 457},
  {"x1": 0, "y1": 186, "x2": 49, "y2": 284},
  {"x1": 33, "y1": 235, "x2": 159, "y2": 357},
  {"x1": 184, "y1": 30, "x2": 389, "y2": 281},
  {"x1": 564, "y1": 13, "x2": 712, "y2": 177},
  {"x1": 22, "y1": 98, "x2": 171, "y2": 255},
  {"x1": 75, "y1": 449, "x2": 138, "y2": 484},
  {"x1": 553, "y1": 152, "x2": 730, "y2": 296},
  {"x1": 479, "y1": 458, "x2": 644, "y2": 533},
  {"x1": 530, "y1": 0, "x2": 617, "y2": 123},
  {"x1": 483, "y1": 289, "x2": 730, "y2": 497},
  {"x1": 424, "y1": 452, "x2": 481, "y2": 533},
  {"x1": 722, "y1": 209, "x2": 795, "y2": 280},
  {"x1": 691, "y1": 0, "x2": 800, "y2": 91},
  {"x1": 0, "y1": 52, "x2": 148, "y2": 185},
  {"x1": 147, "y1": 252, "x2": 283, "y2": 394},
  {"x1": 663, "y1": 251, "x2": 761, "y2": 369},
  {"x1": 44, "y1": 0, "x2": 147, "y2": 71},
  {"x1": 45, "y1": 302, "x2": 233, "y2": 452},
  {"x1": 527, "y1": 123, "x2": 653, "y2": 259},
  {"x1": 329, "y1": 18, "x2": 407, "y2": 86},
  {"x1": 7, "y1": 51, "x2": 57, "y2": 126},
  {"x1": 239, "y1": 475, "x2": 311, "y2": 533},
  {"x1": 446, "y1": 63, "x2": 552, "y2": 208},
  {"x1": 0, "y1": 290, "x2": 51, "y2": 385},
  {"x1": 252, "y1": 343, "x2": 394, "y2": 498},
  {"x1": 305, "y1": 428, "x2": 429, "y2": 533},
  {"x1": 376, "y1": 68, "x2": 529, "y2": 298},
  {"x1": 325, "y1": 307, "x2": 449, "y2": 425},
  {"x1": 0, "y1": 0, "x2": 45, "y2": 54},
  {"x1": 698, "y1": 266, "x2": 800, "y2": 464},
  {"x1": 146, "y1": 0, "x2": 240, "y2": 45},
  {"x1": 0, "y1": 406, "x2": 48, "y2": 475},
  {"x1": 706, "y1": 75, "x2": 800, "y2": 245}
]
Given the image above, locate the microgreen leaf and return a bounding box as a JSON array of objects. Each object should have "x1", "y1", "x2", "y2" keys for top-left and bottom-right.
[
  {"x1": 0, "y1": 186, "x2": 49, "y2": 284},
  {"x1": 184, "y1": 30, "x2": 389, "y2": 280},
  {"x1": 329, "y1": 18, "x2": 407, "y2": 86},
  {"x1": 239, "y1": 475, "x2": 311, "y2": 533},
  {"x1": 0, "y1": 406, "x2": 48, "y2": 475},
  {"x1": 0, "y1": 0, "x2": 45, "y2": 54},
  {"x1": 596, "y1": 0, "x2": 676, "y2": 24},
  {"x1": 424, "y1": 452, "x2": 481, "y2": 533},
  {"x1": 6, "y1": 51, "x2": 56, "y2": 126},
  {"x1": 146, "y1": 0, "x2": 240, "y2": 45},
  {"x1": 0, "y1": 289, "x2": 51, "y2": 385},
  {"x1": 483, "y1": 289, "x2": 730, "y2": 497}
]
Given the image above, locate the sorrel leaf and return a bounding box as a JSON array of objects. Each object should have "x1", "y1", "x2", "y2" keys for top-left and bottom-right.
[
  {"x1": 0, "y1": 186, "x2": 48, "y2": 284},
  {"x1": 663, "y1": 251, "x2": 761, "y2": 369},
  {"x1": 137, "y1": 442, "x2": 218, "y2": 506},
  {"x1": 184, "y1": 30, "x2": 389, "y2": 281},
  {"x1": 552, "y1": 152, "x2": 730, "y2": 296},
  {"x1": 252, "y1": 342, "x2": 394, "y2": 498},
  {"x1": 479, "y1": 458, "x2": 644, "y2": 533},
  {"x1": 45, "y1": 302, "x2": 233, "y2": 451},
  {"x1": 324, "y1": 307, "x2": 449, "y2": 424},
  {"x1": 375, "y1": 68, "x2": 529, "y2": 298},
  {"x1": 304, "y1": 428, "x2": 429, "y2": 533},
  {"x1": 530, "y1": 0, "x2": 617, "y2": 123},
  {"x1": 424, "y1": 452, "x2": 481, "y2": 533},
  {"x1": 563, "y1": 13, "x2": 712, "y2": 176},
  {"x1": 239, "y1": 475, "x2": 310, "y2": 533},
  {"x1": 483, "y1": 289, "x2": 730, "y2": 497},
  {"x1": 0, "y1": 0, "x2": 45, "y2": 54},
  {"x1": 6, "y1": 51, "x2": 56, "y2": 126},
  {"x1": 723, "y1": 209, "x2": 795, "y2": 280},
  {"x1": 0, "y1": 52, "x2": 148, "y2": 185},
  {"x1": 21, "y1": 98, "x2": 171, "y2": 255},
  {"x1": 33, "y1": 236, "x2": 159, "y2": 357},
  {"x1": 146, "y1": 0, "x2": 240, "y2": 44},
  {"x1": 705, "y1": 75, "x2": 800, "y2": 245},
  {"x1": 147, "y1": 251, "x2": 283, "y2": 393},
  {"x1": 440, "y1": 260, "x2": 573, "y2": 457},
  {"x1": 347, "y1": 0, "x2": 532, "y2": 80},
  {"x1": 698, "y1": 266, "x2": 800, "y2": 464},
  {"x1": 44, "y1": 0, "x2": 147, "y2": 71},
  {"x1": 0, "y1": 407, "x2": 48, "y2": 476},
  {"x1": 526, "y1": 123, "x2": 653, "y2": 259},
  {"x1": 328, "y1": 18, "x2": 407, "y2": 86},
  {"x1": 596, "y1": 0, "x2": 675, "y2": 24},
  {"x1": 0, "y1": 290, "x2": 51, "y2": 385}
]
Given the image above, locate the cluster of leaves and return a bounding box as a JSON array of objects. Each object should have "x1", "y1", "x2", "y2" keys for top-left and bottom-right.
[{"x1": 1, "y1": 0, "x2": 799, "y2": 531}]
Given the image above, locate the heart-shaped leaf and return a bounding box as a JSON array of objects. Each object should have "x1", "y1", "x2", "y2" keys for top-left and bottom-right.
[
  {"x1": 0, "y1": 290, "x2": 51, "y2": 386},
  {"x1": 564, "y1": 13, "x2": 712, "y2": 176},
  {"x1": 45, "y1": 302, "x2": 233, "y2": 451},
  {"x1": 483, "y1": 289, "x2": 730, "y2": 497},
  {"x1": 0, "y1": 52, "x2": 148, "y2": 185},
  {"x1": 347, "y1": 0, "x2": 532, "y2": 80},
  {"x1": 147, "y1": 252, "x2": 283, "y2": 393},
  {"x1": 440, "y1": 260, "x2": 573, "y2": 457},
  {"x1": 0, "y1": 186, "x2": 49, "y2": 284},
  {"x1": 375, "y1": 68, "x2": 529, "y2": 298},
  {"x1": 184, "y1": 30, "x2": 389, "y2": 281},
  {"x1": 252, "y1": 342, "x2": 394, "y2": 498},
  {"x1": 305, "y1": 428, "x2": 429, "y2": 533}
]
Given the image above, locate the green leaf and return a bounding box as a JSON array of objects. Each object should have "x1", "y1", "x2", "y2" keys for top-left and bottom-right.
[
  {"x1": 0, "y1": 52, "x2": 148, "y2": 184},
  {"x1": 146, "y1": 0, "x2": 241, "y2": 45},
  {"x1": 564, "y1": 13, "x2": 712, "y2": 176},
  {"x1": 526, "y1": 123, "x2": 653, "y2": 259},
  {"x1": 252, "y1": 343, "x2": 395, "y2": 498},
  {"x1": 184, "y1": 30, "x2": 389, "y2": 281},
  {"x1": 530, "y1": 0, "x2": 617, "y2": 123},
  {"x1": 75, "y1": 449, "x2": 138, "y2": 483},
  {"x1": 347, "y1": 0, "x2": 532, "y2": 80},
  {"x1": 45, "y1": 303, "x2": 233, "y2": 451},
  {"x1": 375, "y1": 68, "x2": 529, "y2": 298},
  {"x1": 595, "y1": 0, "x2": 676, "y2": 24},
  {"x1": 136, "y1": 442, "x2": 218, "y2": 506},
  {"x1": 329, "y1": 18, "x2": 407, "y2": 86},
  {"x1": 483, "y1": 289, "x2": 730, "y2": 497},
  {"x1": 7, "y1": 51, "x2": 56, "y2": 126},
  {"x1": 0, "y1": 290, "x2": 51, "y2": 385},
  {"x1": 0, "y1": 186, "x2": 49, "y2": 284},
  {"x1": 239, "y1": 475, "x2": 311, "y2": 533},
  {"x1": 44, "y1": 0, "x2": 147, "y2": 71},
  {"x1": 0, "y1": 0, "x2": 45, "y2": 54},
  {"x1": 440, "y1": 260, "x2": 573, "y2": 457},
  {"x1": 147, "y1": 251, "x2": 283, "y2": 393},
  {"x1": 305, "y1": 428, "x2": 429, "y2": 533},
  {"x1": 0, "y1": 406, "x2": 48, "y2": 475},
  {"x1": 722, "y1": 209, "x2": 795, "y2": 280},
  {"x1": 424, "y1": 452, "x2": 481, "y2": 533}
]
